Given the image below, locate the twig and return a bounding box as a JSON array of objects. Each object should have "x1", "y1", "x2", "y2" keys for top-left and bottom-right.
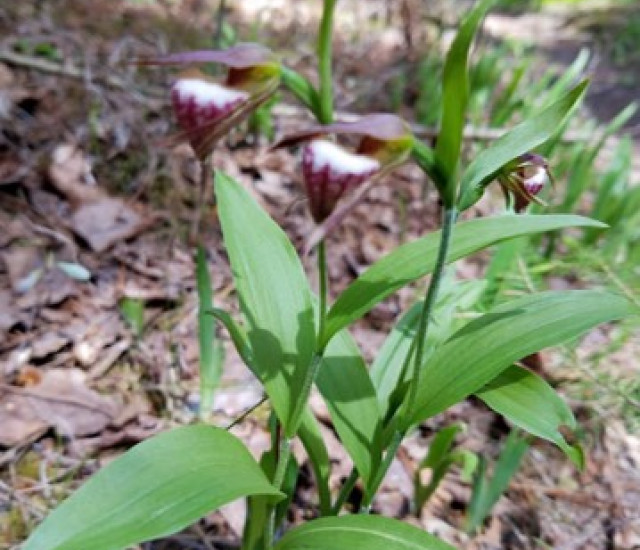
[{"x1": 0, "y1": 49, "x2": 164, "y2": 101}]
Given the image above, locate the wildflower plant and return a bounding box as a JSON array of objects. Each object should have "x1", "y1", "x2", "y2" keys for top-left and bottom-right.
[{"x1": 24, "y1": 1, "x2": 638, "y2": 550}]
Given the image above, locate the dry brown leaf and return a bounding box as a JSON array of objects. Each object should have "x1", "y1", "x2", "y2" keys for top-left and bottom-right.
[
  {"x1": 0, "y1": 368, "x2": 119, "y2": 447},
  {"x1": 71, "y1": 197, "x2": 148, "y2": 253},
  {"x1": 0, "y1": 388, "x2": 49, "y2": 447},
  {"x1": 48, "y1": 144, "x2": 101, "y2": 205}
]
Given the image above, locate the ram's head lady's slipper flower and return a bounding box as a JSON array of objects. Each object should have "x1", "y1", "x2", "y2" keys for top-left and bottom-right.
[
  {"x1": 497, "y1": 153, "x2": 551, "y2": 212},
  {"x1": 140, "y1": 43, "x2": 280, "y2": 160},
  {"x1": 278, "y1": 114, "x2": 413, "y2": 237}
]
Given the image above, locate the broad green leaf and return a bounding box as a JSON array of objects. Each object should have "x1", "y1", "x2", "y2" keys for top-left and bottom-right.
[
  {"x1": 24, "y1": 426, "x2": 281, "y2": 550},
  {"x1": 435, "y1": 0, "x2": 495, "y2": 204},
  {"x1": 215, "y1": 172, "x2": 316, "y2": 437},
  {"x1": 476, "y1": 365, "x2": 583, "y2": 467},
  {"x1": 316, "y1": 329, "x2": 382, "y2": 485},
  {"x1": 458, "y1": 80, "x2": 588, "y2": 210},
  {"x1": 409, "y1": 290, "x2": 636, "y2": 426},
  {"x1": 274, "y1": 515, "x2": 454, "y2": 550},
  {"x1": 324, "y1": 214, "x2": 605, "y2": 347},
  {"x1": 371, "y1": 278, "x2": 485, "y2": 419}
]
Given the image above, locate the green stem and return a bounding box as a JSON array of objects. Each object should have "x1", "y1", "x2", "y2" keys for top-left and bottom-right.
[
  {"x1": 360, "y1": 431, "x2": 403, "y2": 512},
  {"x1": 287, "y1": 352, "x2": 323, "y2": 438},
  {"x1": 331, "y1": 467, "x2": 359, "y2": 515},
  {"x1": 265, "y1": 436, "x2": 291, "y2": 546},
  {"x1": 318, "y1": 0, "x2": 337, "y2": 124},
  {"x1": 402, "y1": 207, "x2": 458, "y2": 428},
  {"x1": 317, "y1": 240, "x2": 328, "y2": 346}
]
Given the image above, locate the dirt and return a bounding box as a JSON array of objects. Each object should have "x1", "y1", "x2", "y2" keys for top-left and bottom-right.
[{"x1": 1, "y1": 1, "x2": 639, "y2": 549}]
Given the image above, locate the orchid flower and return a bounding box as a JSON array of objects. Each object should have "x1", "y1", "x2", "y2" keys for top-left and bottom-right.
[
  {"x1": 140, "y1": 43, "x2": 281, "y2": 160},
  {"x1": 497, "y1": 153, "x2": 552, "y2": 212},
  {"x1": 277, "y1": 114, "x2": 413, "y2": 247}
]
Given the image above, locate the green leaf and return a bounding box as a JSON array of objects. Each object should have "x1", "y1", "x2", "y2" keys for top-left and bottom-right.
[
  {"x1": 458, "y1": 80, "x2": 588, "y2": 210},
  {"x1": 324, "y1": 214, "x2": 605, "y2": 347},
  {"x1": 476, "y1": 365, "x2": 583, "y2": 467},
  {"x1": 409, "y1": 290, "x2": 636, "y2": 426},
  {"x1": 298, "y1": 408, "x2": 332, "y2": 515},
  {"x1": 280, "y1": 66, "x2": 320, "y2": 115},
  {"x1": 466, "y1": 430, "x2": 529, "y2": 533},
  {"x1": 371, "y1": 278, "x2": 484, "y2": 420},
  {"x1": 215, "y1": 172, "x2": 316, "y2": 437},
  {"x1": 210, "y1": 307, "x2": 254, "y2": 367},
  {"x1": 119, "y1": 296, "x2": 145, "y2": 337},
  {"x1": 435, "y1": 0, "x2": 494, "y2": 204},
  {"x1": 24, "y1": 426, "x2": 281, "y2": 550},
  {"x1": 274, "y1": 515, "x2": 454, "y2": 550},
  {"x1": 316, "y1": 329, "x2": 382, "y2": 485}
]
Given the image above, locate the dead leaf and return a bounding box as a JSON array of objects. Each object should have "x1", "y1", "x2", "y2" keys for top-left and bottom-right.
[
  {"x1": 0, "y1": 389, "x2": 48, "y2": 447},
  {"x1": 48, "y1": 144, "x2": 101, "y2": 205},
  {"x1": 71, "y1": 197, "x2": 147, "y2": 252},
  {"x1": 0, "y1": 368, "x2": 119, "y2": 446}
]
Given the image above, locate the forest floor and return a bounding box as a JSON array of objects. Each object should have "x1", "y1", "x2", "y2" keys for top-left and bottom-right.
[{"x1": 1, "y1": 1, "x2": 639, "y2": 549}]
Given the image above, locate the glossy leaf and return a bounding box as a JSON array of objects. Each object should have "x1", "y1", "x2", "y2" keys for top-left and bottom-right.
[
  {"x1": 476, "y1": 365, "x2": 583, "y2": 467},
  {"x1": 324, "y1": 214, "x2": 605, "y2": 347},
  {"x1": 274, "y1": 515, "x2": 454, "y2": 550},
  {"x1": 435, "y1": 0, "x2": 494, "y2": 204},
  {"x1": 24, "y1": 426, "x2": 281, "y2": 550},
  {"x1": 316, "y1": 329, "x2": 382, "y2": 485},
  {"x1": 215, "y1": 172, "x2": 316, "y2": 437},
  {"x1": 458, "y1": 81, "x2": 588, "y2": 210},
  {"x1": 409, "y1": 290, "x2": 636, "y2": 426}
]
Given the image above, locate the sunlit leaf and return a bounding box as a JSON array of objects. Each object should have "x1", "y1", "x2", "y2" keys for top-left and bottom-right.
[
  {"x1": 215, "y1": 172, "x2": 316, "y2": 437},
  {"x1": 476, "y1": 365, "x2": 583, "y2": 467},
  {"x1": 24, "y1": 426, "x2": 281, "y2": 550},
  {"x1": 409, "y1": 290, "x2": 636, "y2": 426},
  {"x1": 274, "y1": 515, "x2": 454, "y2": 550},
  {"x1": 324, "y1": 214, "x2": 605, "y2": 347}
]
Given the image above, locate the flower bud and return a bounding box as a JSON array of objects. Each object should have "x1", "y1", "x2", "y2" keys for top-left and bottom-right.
[
  {"x1": 278, "y1": 114, "x2": 413, "y2": 225},
  {"x1": 498, "y1": 153, "x2": 551, "y2": 212},
  {"x1": 302, "y1": 140, "x2": 380, "y2": 222},
  {"x1": 140, "y1": 43, "x2": 280, "y2": 159}
]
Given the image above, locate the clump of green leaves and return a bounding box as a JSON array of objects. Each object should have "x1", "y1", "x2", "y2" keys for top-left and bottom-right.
[{"x1": 22, "y1": 1, "x2": 638, "y2": 549}]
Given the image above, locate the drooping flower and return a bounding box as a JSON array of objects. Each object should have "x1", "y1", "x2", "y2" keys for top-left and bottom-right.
[
  {"x1": 278, "y1": 114, "x2": 413, "y2": 227},
  {"x1": 140, "y1": 43, "x2": 281, "y2": 160},
  {"x1": 497, "y1": 153, "x2": 551, "y2": 212}
]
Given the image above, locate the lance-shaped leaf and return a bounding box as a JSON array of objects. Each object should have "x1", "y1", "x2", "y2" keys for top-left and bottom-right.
[
  {"x1": 273, "y1": 515, "x2": 454, "y2": 550},
  {"x1": 371, "y1": 280, "x2": 485, "y2": 420},
  {"x1": 323, "y1": 214, "x2": 606, "y2": 348},
  {"x1": 23, "y1": 426, "x2": 281, "y2": 550},
  {"x1": 316, "y1": 328, "x2": 382, "y2": 485},
  {"x1": 435, "y1": 0, "x2": 495, "y2": 204},
  {"x1": 475, "y1": 365, "x2": 583, "y2": 467},
  {"x1": 215, "y1": 172, "x2": 316, "y2": 437},
  {"x1": 458, "y1": 80, "x2": 588, "y2": 210},
  {"x1": 408, "y1": 291, "x2": 636, "y2": 427}
]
